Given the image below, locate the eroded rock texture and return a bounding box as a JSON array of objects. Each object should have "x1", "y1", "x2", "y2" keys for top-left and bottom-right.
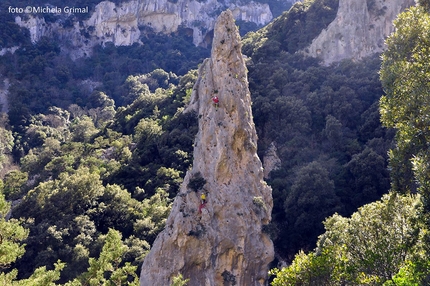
[
  {"x1": 139, "y1": 10, "x2": 273, "y2": 286},
  {"x1": 303, "y1": 0, "x2": 415, "y2": 65},
  {"x1": 16, "y1": 0, "x2": 272, "y2": 59}
]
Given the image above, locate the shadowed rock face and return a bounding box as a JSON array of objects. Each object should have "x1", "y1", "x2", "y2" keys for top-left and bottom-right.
[
  {"x1": 139, "y1": 10, "x2": 274, "y2": 286},
  {"x1": 303, "y1": 0, "x2": 415, "y2": 65}
]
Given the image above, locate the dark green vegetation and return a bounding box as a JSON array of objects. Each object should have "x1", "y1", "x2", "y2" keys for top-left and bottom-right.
[
  {"x1": 271, "y1": 2, "x2": 430, "y2": 284},
  {"x1": 0, "y1": 5, "x2": 200, "y2": 279},
  {"x1": 243, "y1": 0, "x2": 339, "y2": 55},
  {"x1": 251, "y1": 52, "x2": 392, "y2": 259},
  {"x1": 4, "y1": 69, "x2": 198, "y2": 282},
  {"x1": 271, "y1": 193, "x2": 428, "y2": 285},
  {"x1": 0, "y1": 0, "x2": 427, "y2": 284},
  {"x1": 0, "y1": 67, "x2": 198, "y2": 283},
  {"x1": 243, "y1": 0, "x2": 391, "y2": 259},
  {"x1": 0, "y1": 25, "x2": 208, "y2": 129}
]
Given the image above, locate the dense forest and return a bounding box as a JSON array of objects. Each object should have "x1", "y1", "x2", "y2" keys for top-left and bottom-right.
[
  {"x1": 270, "y1": 0, "x2": 430, "y2": 284},
  {"x1": 0, "y1": 0, "x2": 428, "y2": 284}
]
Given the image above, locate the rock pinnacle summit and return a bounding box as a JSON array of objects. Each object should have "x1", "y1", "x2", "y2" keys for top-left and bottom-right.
[{"x1": 139, "y1": 10, "x2": 274, "y2": 286}]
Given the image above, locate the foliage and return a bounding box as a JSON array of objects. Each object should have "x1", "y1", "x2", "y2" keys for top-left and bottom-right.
[
  {"x1": 171, "y1": 273, "x2": 189, "y2": 286},
  {"x1": 418, "y1": 0, "x2": 430, "y2": 12},
  {"x1": 187, "y1": 172, "x2": 206, "y2": 192},
  {"x1": 383, "y1": 260, "x2": 430, "y2": 286},
  {"x1": 252, "y1": 196, "x2": 266, "y2": 210},
  {"x1": 284, "y1": 161, "x2": 342, "y2": 253},
  {"x1": 0, "y1": 191, "x2": 68, "y2": 286},
  {"x1": 380, "y1": 6, "x2": 430, "y2": 202},
  {"x1": 243, "y1": 0, "x2": 339, "y2": 58},
  {"x1": 0, "y1": 192, "x2": 28, "y2": 269},
  {"x1": 0, "y1": 116, "x2": 15, "y2": 176},
  {"x1": 271, "y1": 193, "x2": 425, "y2": 285},
  {"x1": 5, "y1": 67, "x2": 198, "y2": 281},
  {"x1": 0, "y1": 12, "x2": 28, "y2": 49},
  {"x1": 13, "y1": 163, "x2": 169, "y2": 281},
  {"x1": 245, "y1": 48, "x2": 391, "y2": 257},
  {"x1": 3, "y1": 170, "x2": 28, "y2": 200},
  {"x1": 0, "y1": 228, "x2": 139, "y2": 285},
  {"x1": 73, "y1": 228, "x2": 139, "y2": 286},
  {"x1": 379, "y1": 5, "x2": 430, "y2": 281}
]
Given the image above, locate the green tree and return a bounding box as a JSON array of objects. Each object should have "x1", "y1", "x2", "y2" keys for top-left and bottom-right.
[
  {"x1": 0, "y1": 191, "x2": 66, "y2": 285},
  {"x1": 342, "y1": 147, "x2": 390, "y2": 210},
  {"x1": 171, "y1": 273, "x2": 189, "y2": 286},
  {"x1": 379, "y1": 6, "x2": 430, "y2": 241},
  {"x1": 418, "y1": 0, "x2": 430, "y2": 11},
  {"x1": 283, "y1": 161, "x2": 341, "y2": 253},
  {"x1": 322, "y1": 115, "x2": 343, "y2": 150},
  {"x1": 271, "y1": 193, "x2": 424, "y2": 285},
  {"x1": 134, "y1": 188, "x2": 172, "y2": 243},
  {"x1": 70, "y1": 116, "x2": 98, "y2": 143},
  {"x1": 0, "y1": 121, "x2": 14, "y2": 174},
  {"x1": 0, "y1": 192, "x2": 28, "y2": 268},
  {"x1": 3, "y1": 170, "x2": 28, "y2": 200},
  {"x1": 73, "y1": 228, "x2": 138, "y2": 286},
  {"x1": 134, "y1": 118, "x2": 162, "y2": 143}
]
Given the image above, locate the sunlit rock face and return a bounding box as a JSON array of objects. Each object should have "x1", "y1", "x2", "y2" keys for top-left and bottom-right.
[
  {"x1": 302, "y1": 0, "x2": 415, "y2": 65},
  {"x1": 139, "y1": 10, "x2": 274, "y2": 286},
  {"x1": 16, "y1": 0, "x2": 272, "y2": 59}
]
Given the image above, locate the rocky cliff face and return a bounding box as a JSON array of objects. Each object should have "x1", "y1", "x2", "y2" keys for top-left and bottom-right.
[
  {"x1": 263, "y1": 142, "x2": 281, "y2": 179},
  {"x1": 302, "y1": 0, "x2": 415, "y2": 65},
  {"x1": 139, "y1": 10, "x2": 274, "y2": 286},
  {"x1": 16, "y1": 0, "x2": 272, "y2": 59}
]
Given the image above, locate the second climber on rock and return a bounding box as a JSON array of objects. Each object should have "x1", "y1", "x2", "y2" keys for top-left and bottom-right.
[
  {"x1": 199, "y1": 192, "x2": 207, "y2": 214},
  {"x1": 201, "y1": 192, "x2": 207, "y2": 204}
]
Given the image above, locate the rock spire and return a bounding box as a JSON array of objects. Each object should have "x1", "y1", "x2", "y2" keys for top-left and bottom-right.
[{"x1": 139, "y1": 10, "x2": 274, "y2": 286}]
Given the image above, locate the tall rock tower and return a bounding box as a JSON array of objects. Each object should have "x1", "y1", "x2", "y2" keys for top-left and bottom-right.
[{"x1": 139, "y1": 10, "x2": 274, "y2": 286}]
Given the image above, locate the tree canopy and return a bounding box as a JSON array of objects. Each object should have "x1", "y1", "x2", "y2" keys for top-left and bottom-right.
[
  {"x1": 271, "y1": 193, "x2": 426, "y2": 285},
  {"x1": 380, "y1": 5, "x2": 430, "y2": 235}
]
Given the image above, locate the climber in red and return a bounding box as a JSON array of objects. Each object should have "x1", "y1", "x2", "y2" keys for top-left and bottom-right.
[{"x1": 212, "y1": 96, "x2": 219, "y2": 110}]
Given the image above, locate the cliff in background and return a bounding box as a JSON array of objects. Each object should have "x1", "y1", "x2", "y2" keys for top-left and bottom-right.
[
  {"x1": 15, "y1": 0, "x2": 273, "y2": 59},
  {"x1": 302, "y1": 0, "x2": 415, "y2": 64},
  {"x1": 139, "y1": 10, "x2": 273, "y2": 286}
]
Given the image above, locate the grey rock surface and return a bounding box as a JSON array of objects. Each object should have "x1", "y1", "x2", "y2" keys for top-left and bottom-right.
[
  {"x1": 139, "y1": 10, "x2": 274, "y2": 286},
  {"x1": 302, "y1": 0, "x2": 415, "y2": 65},
  {"x1": 16, "y1": 0, "x2": 272, "y2": 59}
]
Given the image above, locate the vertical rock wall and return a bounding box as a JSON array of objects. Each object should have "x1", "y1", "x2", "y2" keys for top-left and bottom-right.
[
  {"x1": 302, "y1": 0, "x2": 415, "y2": 65},
  {"x1": 139, "y1": 10, "x2": 274, "y2": 286},
  {"x1": 16, "y1": 0, "x2": 273, "y2": 59}
]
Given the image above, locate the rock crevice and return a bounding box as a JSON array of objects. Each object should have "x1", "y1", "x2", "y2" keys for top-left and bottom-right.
[{"x1": 139, "y1": 10, "x2": 273, "y2": 286}]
